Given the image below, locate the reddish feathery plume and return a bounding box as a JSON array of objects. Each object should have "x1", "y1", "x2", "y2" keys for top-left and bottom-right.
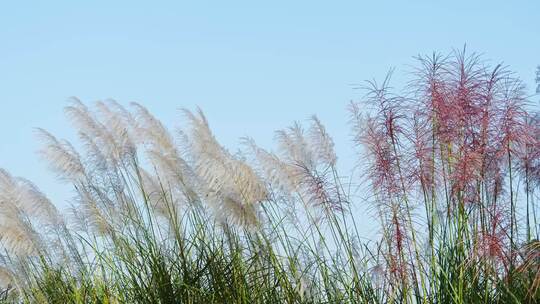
[
  {"x1": 295, "y1": 163, "x2": 343, "y2": 213},
  {"x1": 474, "y1": 204, "x2": 512, "y2": 273},
  {"x1": 407, "y1": 112, "x2": 436, "y2": 197}
]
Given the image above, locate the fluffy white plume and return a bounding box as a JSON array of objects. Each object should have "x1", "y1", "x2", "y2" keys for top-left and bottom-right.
[
  {"x1": 183, "y1": 109, "x2": 267, "y2": 227},
  {"x1": 308, "y1": 116, "x2": 337, "y2": 166},
  {"x1": 70, "y1": 188, "x2": 112, "y2": 235},
  {"x1": 64, "y1": 99, "x2": 112, "y2": 147},
  {"x1": 131, "y1": 102, "x2": 199, "y2": 206},
  {"x1": 131, "y1": 102, "x2": 176, "y2": 152},
  {"x1": 0, "y1": 169, "x2": 59, "y2": 256},
  {"x1": 78, "y1": 132, "x2": 109, "y2": 174},
  {"x1": 251, "y1": 117, "x2": 342, "y2": 212},
  {"x1": 242, "y1": 137, "x2": 299, "y2": 194},
  {"x1": 0, "y1": 266, "x2": 14, "y2": 289},
  {"x1": 15, "y1": 178, "x2": 58, "y2": 223},
  {"x1": 94, "y1": 100, "x2": 136, "y2": 161},
  {"x1": 139, "y1": 168, "x2": 178, "y2": 218},
  {"x1": 276, "y1": 118, "x2": 338, "y2": 168},
  {"x1": 0, "y1": 214, "x2": 37, "y2": 256},
  {"x1": 276, "y1": 122, "x2": 315, "y2": 169},
  {"x1": 36, "y1": 128, "x2": 85, "y2": 181},
  {"x1": 65, "y1": 98, "x2": 132, "y2": 166},
  {"x1": 0, "y1": 169, "x2": 58, "y2": 223}
]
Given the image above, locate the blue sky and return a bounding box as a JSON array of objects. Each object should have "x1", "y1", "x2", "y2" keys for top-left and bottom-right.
[{"x1": 0, "y1": 1, "x2": 538, "y2": 232}]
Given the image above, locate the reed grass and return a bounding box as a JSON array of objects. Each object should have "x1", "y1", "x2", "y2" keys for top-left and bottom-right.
[{"x1": 0, "y1": 49, "x2": 539, "y2": 303}]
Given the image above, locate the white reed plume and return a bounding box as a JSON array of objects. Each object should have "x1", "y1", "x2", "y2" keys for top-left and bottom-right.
[
  {"x1": 139, "y1": 168, "x2": 175, "y2": 218},
  {"x1": 64, "y1": 99, "x2": 111, "y2": 145},
  {"x1": 0, "y1": 169, "x2": 58, "y2": 223},
  {"x1": 15, "y1": 178, "x2": 59, "y2": 223},
  {"x1": 242, "y1": 137, "x2": 299, "y2": 194},
  {"x1": 78, "y1": 132, "x2": 108, "y2": 174},
  {"x1": 130, "y1": 102, "x2": 176, "y2": 152},
  {"x1": 0, "y1": 266, "x2": 15, "y2": 289},
  {"x1": 131, "y1": 102, "x2": 199, "y2": 205},
  {"x1": 308, "y1": 116, "x2": 337, "y2": 166},
  {"x1": 145, "y1": 149, "x2": 198, "y2": 201},
  {"x1": 275, "y1": 122, "x2": 315, "y2": 170},
  {"x1": 64, "y1": 98, "x2": 129, "y2": 166},
  {"x1": 272, "y1": 119, "x2": 343, "y2": 212},
  {"x1": 71, "y1": 189, "x2": 112, "y2": 235},
  {"x1": 0, "y1": 214, "x2": 37, "y2": 256},
  {"x1": 183, "y1": 109, "x2": 267, "y2": 227},
  {"x1": 0, "y1": 169, "x2": 21, "y2": 216},
  {"x1": 107, "y1": 99, "x2": 137, "y2": 123},
  {"x1": 36, "y1": 128, "x2": 85, "y2": 182},
  {"x1": 206, "y1": 193, "x2": 261, "y2": 228},
  {"x1": 276, "y1": 118, "x2": 337, "y2": 168},
  {"x1": 0, "y1": 169, "x2": 59, "y2": 257},
  {"x1": 95, "y1": 100, "x2": 136, "y2": 161}
]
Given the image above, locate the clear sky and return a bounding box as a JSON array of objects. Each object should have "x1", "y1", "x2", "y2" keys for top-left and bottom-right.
[{"x1": 0, "y1": 1, "x2": 539, "y2": 234}]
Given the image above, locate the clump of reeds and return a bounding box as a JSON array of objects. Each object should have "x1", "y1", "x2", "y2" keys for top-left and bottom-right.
[{"x1": 0, "y1": 49, "x2": 538, "y2": 303}]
